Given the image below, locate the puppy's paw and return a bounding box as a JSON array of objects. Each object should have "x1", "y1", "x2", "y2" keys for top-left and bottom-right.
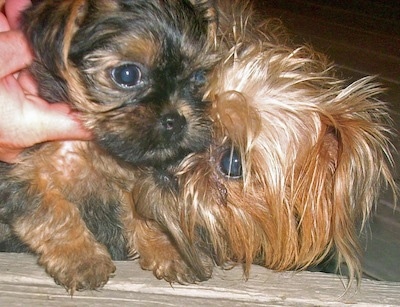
[
  {"x1": 140, "y1": 252, "x2": 212, "y2": 284},
  {"x1": 140, "y1": 257, "x2": 196, "y2": 284},
  {"x1": 132, "y1": 219, "x2": 213, "y2": 284},
  {"x1": 41, "y1": 243, "x2": 116, "y2": 293}
]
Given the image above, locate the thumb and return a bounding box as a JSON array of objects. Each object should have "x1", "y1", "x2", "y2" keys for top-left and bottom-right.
[{"x1": 25, "y1": 96, "x2": 92, "y2": 143}]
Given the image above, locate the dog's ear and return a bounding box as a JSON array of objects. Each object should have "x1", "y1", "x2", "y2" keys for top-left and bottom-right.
[
  {"x1": 21, "y1": 0, "x2": 90, "y2": 103},
  {"x1": 309, "y1": 78, "x2": 395, "y2": 283},
  {"x1": 189, "y1": 0, "x2": 218, "y2": 43},
  {"x1": 22, "y1": 0, "x2": 89, "y2": 72}
]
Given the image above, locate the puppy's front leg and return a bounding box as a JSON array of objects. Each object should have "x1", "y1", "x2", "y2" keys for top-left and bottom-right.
[
  {"x1": 131, "y1": 218, "x2": 199, "y2": 284},
  {"x1": 13, "y1": 184, "x2": 115, "y2": 293},
  {"x1": 128, "y1": 214, "x2": 213, "y2": 284}
]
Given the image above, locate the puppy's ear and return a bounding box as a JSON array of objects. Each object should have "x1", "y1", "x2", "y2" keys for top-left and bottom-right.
[
  {"x1": 22, "y1": 0, "x2": 89, "y2": 103},
  {"x1": 189, "y1": 0, "x2": 218, "y2": 43},
  {"x1": 317, "y1": 78, "x2": 395, "y2": 283},
  {"x1": 22, "y1": 0, "x2": 88, "y2": 71}
]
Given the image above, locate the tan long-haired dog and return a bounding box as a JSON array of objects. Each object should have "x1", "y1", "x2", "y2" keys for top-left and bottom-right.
[{"x1": 133, "y1": 0, "x2": 397, "y2": 286}]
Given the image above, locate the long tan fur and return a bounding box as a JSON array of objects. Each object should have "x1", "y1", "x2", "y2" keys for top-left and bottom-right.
[{"x1": 163, "y1": 0, "x2": 397, "y2": 286}]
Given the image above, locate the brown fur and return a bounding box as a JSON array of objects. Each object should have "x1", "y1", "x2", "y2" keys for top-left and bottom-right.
[
  {"x1": 131, "y1": 0, "x2": 398, "y2": 288},
  {"x1": 0, "y1": 0, "x2": 396, "y2": 293},
  {"x1": 0, "y1": 0, "x2": 217, "y2": 293}
]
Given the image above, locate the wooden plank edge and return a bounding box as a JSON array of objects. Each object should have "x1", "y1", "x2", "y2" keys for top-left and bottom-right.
[{"x1": 0, "y1": 253, "x2": 399, "y2": 306}]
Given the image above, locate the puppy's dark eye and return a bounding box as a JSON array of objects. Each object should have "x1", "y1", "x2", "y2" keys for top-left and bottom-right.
[
  {"x1": 190, "y1": 70, "x2": 206, "y2": 87},
  {"x1": 219, "y1": 149, "x2": 242, "y2": 178},
  {"x1": 111, "y1": 64, "x2": 142, "y2": 88}
]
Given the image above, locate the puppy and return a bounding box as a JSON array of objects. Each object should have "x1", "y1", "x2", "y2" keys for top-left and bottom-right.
[
  {"x1": 0, "y1": 0, "x2": 216, "y2": 292},
  {"x1": 133, "y1": 0, "x2": 397, "y2": 286}
]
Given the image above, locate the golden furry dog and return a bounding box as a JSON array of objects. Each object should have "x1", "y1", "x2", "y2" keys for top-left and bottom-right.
[
  {"x1": 0, "y1": 0, "x2": 217, "y2": 292},
  {"x1": 132, "y1": 0, "x2": 397, "y2": 286}
]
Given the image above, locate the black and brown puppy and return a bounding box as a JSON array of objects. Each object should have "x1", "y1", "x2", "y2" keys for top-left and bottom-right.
[{"x1": 0, "y1": 0, "x2": 216, "y2": 293}]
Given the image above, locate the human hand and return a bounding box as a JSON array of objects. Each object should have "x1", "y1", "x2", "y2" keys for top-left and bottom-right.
[{"x1": 0, "y1": 0, "x2": 91, "y2": 163}]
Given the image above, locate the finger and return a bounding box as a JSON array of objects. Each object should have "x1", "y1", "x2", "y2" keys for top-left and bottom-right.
[
  {"x1": 0, "y1": 30, "x2": 32, "y2": 77},
  {"x1": 0, "y1": 148, "x2": 23, "y2": 164},
  {"x1": 0, "y1": 13, "x2": 11, "y2": 32},
  {"x1": 18, "y1": 69, "x2": 39, "y2": 95},
  {"x1": 0, "y1": 74, "x2": 25, "y2": 106},
  {"x1": 25, "y1": 96, "x2": 92, "y2": 142},
  {"x1": 5, "y1": 0, "x2": 31, "y2": 29},
  {"x1": 43, "y1": 108, "x2": 93, "y2": 142}
]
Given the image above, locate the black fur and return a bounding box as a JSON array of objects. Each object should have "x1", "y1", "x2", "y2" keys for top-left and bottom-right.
[
  {"x1": 23, "y1": 0, "x2": 215, "y2": 166},
  {"x1": 0, "y1": 0, "x2": 216, "y2": 286}
]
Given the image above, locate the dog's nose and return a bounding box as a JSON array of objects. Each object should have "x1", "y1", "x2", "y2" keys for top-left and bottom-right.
[{"x1": 161, "y1": 112, "x2": 187, "y2": 137}]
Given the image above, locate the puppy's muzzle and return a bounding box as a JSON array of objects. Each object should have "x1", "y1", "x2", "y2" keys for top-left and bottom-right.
[{"x1": 161, "y1": 112, "x2": 187, "y2": 139}]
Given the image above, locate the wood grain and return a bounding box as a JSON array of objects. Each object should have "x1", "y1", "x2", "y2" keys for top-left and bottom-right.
[{"x1": 1, "y1": 253, "x2": 400, "y2": 306}]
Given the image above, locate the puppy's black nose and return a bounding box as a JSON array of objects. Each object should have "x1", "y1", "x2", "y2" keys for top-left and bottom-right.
[{"x1": 161, "y1": 112, "x2": 186, "y2": 137}]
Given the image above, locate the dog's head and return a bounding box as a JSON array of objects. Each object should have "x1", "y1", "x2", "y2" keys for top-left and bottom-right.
[{"x1": 23, "y1": 0, "x2": 218, "y2": 166}]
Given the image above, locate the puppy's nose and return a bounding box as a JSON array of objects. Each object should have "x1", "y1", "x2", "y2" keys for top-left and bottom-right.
[{"x1": 161, "y1": 112, "x2": 186, "y2": 136}]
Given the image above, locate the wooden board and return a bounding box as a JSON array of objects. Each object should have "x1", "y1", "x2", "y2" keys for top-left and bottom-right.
[{"x1": 1, "y1": 253, "x2": 400, "y2": 306}]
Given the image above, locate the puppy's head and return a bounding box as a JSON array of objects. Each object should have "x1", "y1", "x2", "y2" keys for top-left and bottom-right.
[{"x1": 23, "y1": 0, "x2": 217, "y2": 166}]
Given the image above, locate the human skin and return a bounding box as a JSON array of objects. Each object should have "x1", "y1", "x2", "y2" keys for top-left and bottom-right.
[{"x1": 0, "y1": 0, "x2": 91, "y2": 163}]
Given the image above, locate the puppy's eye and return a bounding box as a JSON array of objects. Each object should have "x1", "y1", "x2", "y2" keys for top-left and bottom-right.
[
  {"x1": 219, "y1": 149, "x2": 242, "y2": 178},
  {"x1": 111, "y1": 64, "x2": 142, "y2": 88},
  {"x1": 190, "y1": 70, "x2": 206, "y2": 87}
]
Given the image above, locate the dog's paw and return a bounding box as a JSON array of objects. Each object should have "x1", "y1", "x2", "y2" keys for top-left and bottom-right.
[
  {"x1": 140, "y1": 253, "x2": 212, "y2": 284},
  {"x1": 140, "y1": 257, "x2": 195, "y2": 284},
  {"x1": 41, "y1": 243, "x2": 116, "y2": 293}
]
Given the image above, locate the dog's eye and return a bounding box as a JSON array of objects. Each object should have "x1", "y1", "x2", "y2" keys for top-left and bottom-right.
[
  {"x1": 219, "y1": 149, "x2": 242, "y2": 178},
  {"x1": 190, "y1": 70, "x2": 206, "y2": 87},
  {"x1": 111, "y1": 64, "x2": 142, "y2": 88}
]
